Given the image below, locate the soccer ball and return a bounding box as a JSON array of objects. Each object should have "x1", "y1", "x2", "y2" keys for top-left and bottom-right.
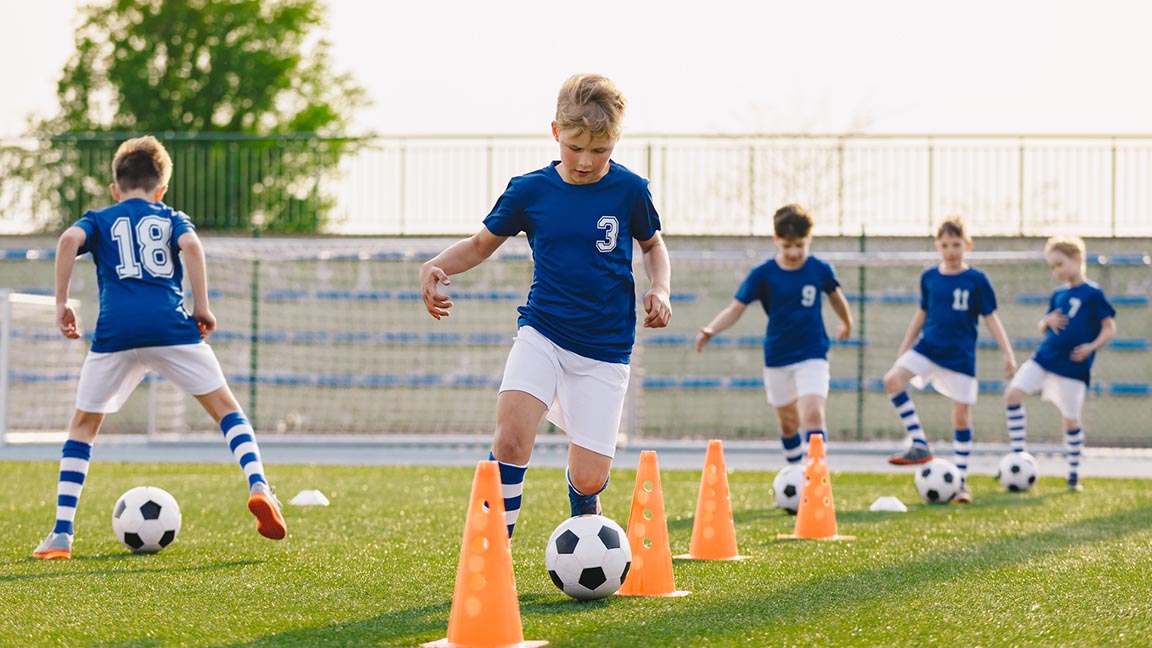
[
  {"x1": 998, "y1": 452, "x2": 1039, "y2": 492},
  {"x1": 914, "y1": 459, "x2": 962, "y2": 504},
  {"x1": 545, "y1": 514, "x2": 631, "y2": 601},
  {"x1": 772, "y1": 464, "x2": 805, "y2": 515},
  {"x1": 112, "y1": 486, "x2": 182, "y2": 553}
]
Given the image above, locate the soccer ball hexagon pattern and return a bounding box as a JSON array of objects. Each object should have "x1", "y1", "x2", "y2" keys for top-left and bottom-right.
[
  {"x1": 545, "y1": 514, "x2": 631, "y2": 601},
  {"x1": 772, "y1": 464, "x2": 805, "y2": 515},
  {"x1": 998, "y1": 452, "x2": 1040, "y2": 492},
  {"x1": 112, "y1": 486, "x2": 182, "y2": 554},
  {"x1": 914, "y1": 459, "x2": 962, "y2": 504}
]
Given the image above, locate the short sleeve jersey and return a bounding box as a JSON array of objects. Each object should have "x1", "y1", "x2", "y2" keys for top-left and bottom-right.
[
  {"x1": 1032, "y1": 281, "x2": 1116, "y2": 385},
  {"x1": 912, "y1": 266, "x2": 998, "y2": 377},
  {"x1": 74, "y1": 198, "x2": 201, "y2": 353},
  {"x1": 483, "y1": 161, "x2": 661, "y2": 364},
  {"x1": 734, "y1": 256, "x2": 841, "y2": 368}
]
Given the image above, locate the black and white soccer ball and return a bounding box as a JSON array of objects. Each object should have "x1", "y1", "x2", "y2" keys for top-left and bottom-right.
[
  {"x1": 997, "y1": 452, "x2": 1039, "y2": 492},
  {"x1": 112, "y1": 486, "x2": 181, "y2": 554},
  {"x1": 914, "y1": 459, "x2": 962, "y2": 504},
  {"x1": 772, "y1": 464, "x2": 805, "y2": 515},
  {"x1": 545, "y1": 514, "x2": 631, "y2": 601}
]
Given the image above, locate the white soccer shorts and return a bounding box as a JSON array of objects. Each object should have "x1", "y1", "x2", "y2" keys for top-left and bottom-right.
[
  {"x1": 762, "y1": 358, "x2": 830, "y2": 407},
  {"x1": 1008, "y1": 359, "x2": 1087, "y2": 420},
  {"x1": 75, "y1": 342, "x2": 228, "y2": 413},
  {"x1": 498, "y1": 326, "x2": 630, "y2": 458},
  {"x1": 895, "y1": 350, "x2": 979, "y2": 405}
]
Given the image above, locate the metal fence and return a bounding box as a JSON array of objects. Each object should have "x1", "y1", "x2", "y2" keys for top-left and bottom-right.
[{"x1": 2, "y1": 133, "x2": 1151, "y2": 236}]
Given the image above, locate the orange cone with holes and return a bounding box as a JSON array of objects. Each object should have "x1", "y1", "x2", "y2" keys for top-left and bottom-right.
[
  {"x1": 778, "y1": 434, "x2": 855, "y2": 541},
  {"x1": 422, "y1": 461, "x2": 548, "y2": 648},
  {"x1": 617, "y1": 450, "x2": 690, "y2": 597},
  {"x1": 677, "y1": 440, "x2": 747, "y2": 560}
]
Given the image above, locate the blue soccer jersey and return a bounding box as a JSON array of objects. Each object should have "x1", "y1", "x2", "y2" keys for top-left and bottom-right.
[
  {"x1": 735, "y1": 256, "x2": 841, "y2": 368},
  {"x1": 912, "y1": 267, "x2": 998, "y2": 377},
  {"x1": 74, "y1": 198, "x2": 202, "y2": 353},
  {"x1": 483, "y1": 161, "x2": 661, "y2": 364},
  {"x1": 1032, "y1": 281, "x2": 1116, "y2": 385}
]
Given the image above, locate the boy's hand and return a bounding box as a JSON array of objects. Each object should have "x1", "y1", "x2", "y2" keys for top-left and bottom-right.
[
  {"x1": 1043, "y1": 310, "x2": 1068, "y2": 334},
  {"x1": 835, "y1": 322, "x2": 851, "y2": 341},
  {"x1": 420, "y1": 264, "x2": 453, "y2": 320},
  {"x1": 1070, "y1": 343, "x2": 1095, "y2": 362},
  {"x1": 56, "y1": 303, "x2": 80, "y2": 339},
  {"x1": 694, "y1": 328, "x2": 714, "y2": 353},
  {"x1": 643, "y1": 290, "x2": 671, "y2": 328},
  {"x1": 193, "y1": 308, "x2": 217, "y2": 339},
  {"x1": 1003, "y1": 352, "x2": 1018, "y2": 378}
]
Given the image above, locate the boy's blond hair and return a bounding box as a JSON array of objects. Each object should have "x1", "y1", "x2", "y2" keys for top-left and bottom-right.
[
  {"x1": 773, "y1": 204, "x2": 814, "y2": 239},
  {"x1": 1045, "y1": 235, "x2": 1088, "y2": 271},
  {"x1": 555, "y1": 74, "x2": 626, "y2": 141},
  {"x1": 112, "y1": 135, "x2": 172, "y2": 192},
  {"x1": 936, "y1": 216, "x2": 969, "y2": 241}
]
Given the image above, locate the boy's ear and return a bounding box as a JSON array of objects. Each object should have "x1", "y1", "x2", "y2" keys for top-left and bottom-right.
[
  {"x1": 109, "y1": 183, "x2": 120, "y2": 201},
  {"x1": 155, "y1": 185, "x2": 169, "y2": 201},
  {"x1": 551, "y1": 121, "x2": 560, "y2": 141},
  {"x1": 965, "y1": 239, "x2": 974, "y2": 250}
]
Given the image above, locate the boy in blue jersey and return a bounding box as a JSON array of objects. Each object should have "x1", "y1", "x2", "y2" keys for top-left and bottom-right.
[
  {"x1": 883, "y1": 217, "x2": 1016, "y2": 503},
  {"x1": 1005, "y1": 236, "x2": 1116, "y2": 492},
  {"x1": 419, "y1": 74, "x2": 672, "y2": 538},
  {"x1": 33, "y1": 136, "x2": 286, "y2": 559},
  {"x1": 695, "y1": 204, "x2": 852, "y2": 471}
]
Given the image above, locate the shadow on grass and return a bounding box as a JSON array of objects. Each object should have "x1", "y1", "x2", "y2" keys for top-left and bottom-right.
[{"x1": 0, "y1": 558, "x2": 261, "y2": 582}]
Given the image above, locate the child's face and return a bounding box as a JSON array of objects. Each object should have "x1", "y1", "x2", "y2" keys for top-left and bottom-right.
[
  {"x1": 552, "y1": 124, "x2": 616, "y2": 185},
  {"x1": 774, "y1": 235, "x2": 811, "y2": 266},
  {"x1": 934, "y1": 233, "x2": 971, "y2": 265},
  {"x1": 1046, "y1": 249, "x2": 1082, "y2": 282}
]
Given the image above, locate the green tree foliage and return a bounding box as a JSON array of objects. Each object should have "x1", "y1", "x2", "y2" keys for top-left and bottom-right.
[{"x1": 10, "y1": 0, "x2": 367, "y2": 232}]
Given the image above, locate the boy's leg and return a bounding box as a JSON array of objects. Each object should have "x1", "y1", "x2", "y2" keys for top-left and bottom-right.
[
  {"x1": 194, "y1": 386, "x2": 285, "y2": 540},
  {"x1": 884, "y1": 366, "x2": 932, "y2": 464},
  {"x1": 1063, "y1": 419, "x2": 1084, "y2": 491},
  {"x1": 774, "y1": 402, "x2": 805, "y2": 463},
  {"x1": 1005, "y1": 389, "x2": 1028, "y2": 453},
  {"x1": 567, "y1": 444, "x2": 612, "y2": 516},
  {"x1": 951, "y1": 402, "x2": 974, "y2": 503},
  {"x1": 34, "y1": 411, "x2": 103, "y2": 559},
  {"x1": 797, "y1": 394, "x2": 827, "y2": 446},
  {"x1": 492, "y1": 389, "x2": 548, "y2": 537}
]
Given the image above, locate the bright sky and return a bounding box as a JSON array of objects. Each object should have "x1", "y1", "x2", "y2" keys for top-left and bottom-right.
[{"x1": 2, "y1": 0, "x2": 1152, "y2": 137}]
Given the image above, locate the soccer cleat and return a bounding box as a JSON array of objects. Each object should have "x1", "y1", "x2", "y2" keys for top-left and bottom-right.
[
  {"x1": 954, "y1": 486, "x2": 973, "y2": 504},
  {"x1": 1067, "y1": 477, "x2": 1083, "y2": 493},
  {"x1": 248, "y1": 482, "x2": 287, "y2": 540},
  {"x1": 32, "y1": 531, "x2": 73, "y2": 559},
  {"x1": 888, "y1": 444, "x2": 934, "y2": 465}
]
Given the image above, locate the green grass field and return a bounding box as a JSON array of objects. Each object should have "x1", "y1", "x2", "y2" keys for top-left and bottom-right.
[{"x1": 3, "y1": 460, "x2": 1151, "y2": 647}]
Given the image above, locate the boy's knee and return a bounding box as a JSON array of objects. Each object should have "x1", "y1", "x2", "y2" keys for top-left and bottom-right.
[
  {"x1": 568, "y1": 466, "x2": 608, "y2": 495},
  {"x1": 1004, "y1": 388, "x2": 1024, "y2": 406},
  {"x1": 882, "y1": 370, "x2": 905, "y2": 394},
  {"x1": 491, "y1": 434, "x2": 533, "y2": 465}
]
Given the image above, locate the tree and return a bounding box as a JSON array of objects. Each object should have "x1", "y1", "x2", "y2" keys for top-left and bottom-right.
[{"x1": 8, "y1": 0, "x2": 367, "y2": 232}]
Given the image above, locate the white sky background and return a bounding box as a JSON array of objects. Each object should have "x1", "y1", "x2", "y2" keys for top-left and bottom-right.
[{"x1": 2, "y1": 0, "x2": 1152, "y2": 137}]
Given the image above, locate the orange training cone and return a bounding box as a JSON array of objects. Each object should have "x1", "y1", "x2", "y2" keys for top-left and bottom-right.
[
  {"x1": 617, "y1": 450, "x2": 690, "y2": 597},
  {"x1": 676, "y1": 440, "x2": 747, "y2": 560},
  {"x1": 422, "y1": 461, "x2": 548, "y2": 648},
  {"x1": 778, "y1": 434, "x2": 855, "y2": 541}
]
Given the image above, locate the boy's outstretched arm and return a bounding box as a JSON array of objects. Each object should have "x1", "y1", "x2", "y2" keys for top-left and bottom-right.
[
  {"x1": 984, "y1": 312, "x2": 1017, "y2": 378},
  {"x1": 895, "y1": 309, "x2": 927, "y2": 357},
  {"x1": 178, "y1": 231, "x2": 215, "y2": 338},
  {"x1": 695, "y1": 300, "x2": 747, "y2": 352},
  {"x1": 827, "y1": 287, "x2": 853, "y2": 341},
  {"x1": 54, "y1": 227, "x2": 86, "y2": 340},
  {"x1": 419, "y1": 228, "x2": 507, "y2": 320},
  {"x1": 639, "y1": 232, "x2": 671, "y2": 329},
  {"x1": 1071, "y1": 317, "x2": 1116, "y2": 362}
]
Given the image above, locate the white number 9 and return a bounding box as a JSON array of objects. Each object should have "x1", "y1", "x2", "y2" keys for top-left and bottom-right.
[{"x1": 801, "y1": 285, "x2": 817, "y2": 307}]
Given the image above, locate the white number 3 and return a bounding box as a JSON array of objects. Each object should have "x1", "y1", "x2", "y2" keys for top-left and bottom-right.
[{"x1": 596, "y1": 216, "x2": 618, "y2": 253}]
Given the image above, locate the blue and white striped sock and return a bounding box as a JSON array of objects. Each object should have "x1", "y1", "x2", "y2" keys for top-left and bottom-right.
[
  {"x1": 953, "y1": 428, "x2": 972, "y2": 485},
  {"x1": 567, "y1": 469, "x2": 608, "y2": 517},
  {"x1": 781, "y1": 433, "x2": 805, "y2": 464},
  {"x1": 1006, "y1": 404, "x2": 1027, "y2": 452},
  {"x1": 53, "y1": 439, "x2": 92, "y2": 535},
  {"x1": 891, "y1": 391, "x2": 928, "y2": 447},
  {"x1": 1064, "y1": 427, "x2": 1084, "y2": 483},
  {"x1": 805, "y1": 429, "x2": 825, "y2": 443},
  {"x1": 221, "y1": 412, "x2": 267, "y2": 490},
  {"x1": 490, "y1": 451, "x2": 527, "y2": 538}
]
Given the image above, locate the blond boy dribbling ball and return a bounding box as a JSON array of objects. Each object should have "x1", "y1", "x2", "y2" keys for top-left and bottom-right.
[{"x1": 419, "y1": 74, "x2": 672, "y2": 537}]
